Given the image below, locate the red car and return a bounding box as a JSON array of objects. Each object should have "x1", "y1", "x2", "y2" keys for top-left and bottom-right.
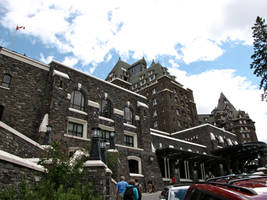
[{"x1": 184, "y1": 174, "x2": 267, "y2": 200}]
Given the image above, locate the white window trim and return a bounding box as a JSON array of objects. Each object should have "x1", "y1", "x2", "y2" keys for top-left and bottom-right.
[
  {"x1": 0, "y1": 85, "x2": 10, "y2": 90},
  {"x1": 68, "y1": 107, "x2": 88, "y2": 115},
  {"x1": 123, "y1": 123, "x2": 136, "y2": 129},
  {"x1": 64, "y1": 134, "x2": 90, "y2": 141},
  {"x1": 99, "y1": 116, "x2": 114, "y2": 123},
  {"x1": 127, "y1": 156, "x2": 142, "y2": 175},
  {"x1": 67, "y1": 117, "x2": 88, "y2": 139},
  {"x1": 88, "y1": 100, "x2": 100, "y2": 108},
  {"x1": 130, "y1": 173, "x2": 144, "y2": 177},
  {"x1": 124, "y1": 130, "x2": 137, "y2": 148}
]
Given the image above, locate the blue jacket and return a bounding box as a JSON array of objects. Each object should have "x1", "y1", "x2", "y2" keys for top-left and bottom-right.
[{"x1": 122, "y1": 185, "x2": 139, "y2": 200}]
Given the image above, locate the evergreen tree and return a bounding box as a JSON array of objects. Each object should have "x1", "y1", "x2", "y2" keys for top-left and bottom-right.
[{"x1": 251, "y1": 16, "x2": 267, "y2": 101}]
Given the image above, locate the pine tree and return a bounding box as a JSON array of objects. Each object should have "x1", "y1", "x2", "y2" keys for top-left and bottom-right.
[{"x1": 251, "y1": 16, "x2": 267, "y2": 100}]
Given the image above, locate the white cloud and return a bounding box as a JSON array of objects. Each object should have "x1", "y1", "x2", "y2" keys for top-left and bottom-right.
[
  {"x1": 40, "y1": 53, "x2": 53, "y2": 64},
  {"x1": 1, "y1": 0, "x2": 267, "y2": 66},
  {"x1": 62, "y1": 56, "x2": 78, "y2": 67},
  {"x1": 168, "y1": 67, "x2": 267, "y2": 143},
  {"x1": 1, "y1": 0, "x2": 267, "y2": 143}
]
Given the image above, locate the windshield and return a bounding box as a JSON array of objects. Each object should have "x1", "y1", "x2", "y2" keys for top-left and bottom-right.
[{"x1": 169, "y1": 188, "x2": 188, "y2": 200}]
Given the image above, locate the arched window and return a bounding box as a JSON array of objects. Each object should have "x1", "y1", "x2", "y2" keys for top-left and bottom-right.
[
  {"x1": 1, "y1": 74, "x2": 12, "y2": 88},
  {"x1": 70, "y1": 90, "x2": 84, "y2": 111},
  {"x1": 100, "y1": 99, "x2": 112, "y2": 118},
  {"x1": 128, "y1": 156, "x2": 142, "y2": 175},
  {"x1": 124, "y1": 107, "x2": 132, "y2": 124},
  {"x1": 129, "y1": 160, "x2": 139, "y2": 173}
]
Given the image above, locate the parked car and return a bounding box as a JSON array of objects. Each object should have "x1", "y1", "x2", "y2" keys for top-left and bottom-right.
[
  {"x1": 184, "y1": 174, "x2": 267, "y2": 200},
  {"x1": 159, "y1": 185, "x2": 189, "y2": 200}
]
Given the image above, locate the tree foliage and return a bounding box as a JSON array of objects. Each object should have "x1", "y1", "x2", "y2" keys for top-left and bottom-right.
[
  {"x1": 0, "y1": 142, "x2": 102, "y2": 200},
  {"x1": 251, "y1": 16, "x2": 267, "y2": 96}
]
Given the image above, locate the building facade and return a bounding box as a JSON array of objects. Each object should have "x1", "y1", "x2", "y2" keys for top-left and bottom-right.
[
  {"x1": 198, "y1": 93, "x2": 258, "y2": 144},
  {"x1": 0, "y1": 47, "x2": 163, "y2": 189},
  {"x1": 0, "y1": 47, "x2": 265, "y2": 191},
  {"x1": 106, "y1": 58, "x2": 199, "y2": 133}
]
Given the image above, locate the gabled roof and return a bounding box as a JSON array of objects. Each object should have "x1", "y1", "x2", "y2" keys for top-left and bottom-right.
[{"x1": 171, "y1": 123, "x2": 236, "y2": 137}]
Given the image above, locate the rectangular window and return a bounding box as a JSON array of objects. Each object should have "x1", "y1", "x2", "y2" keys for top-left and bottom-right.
[
  {"x1": 100, "y1": 130, "x2": 110, "y2": 141},
  {"x1": 124, "y1": 135, "x2": 134, "y2": 147},
  {"x1": 154, "y1": 121, "x2": 158, "y2": 128},
  {"x1": 68, "y1": 122, "x2": 83, "y2": 137}
]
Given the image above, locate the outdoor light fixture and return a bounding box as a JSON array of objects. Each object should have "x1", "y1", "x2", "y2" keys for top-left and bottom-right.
[
  {"x1": 100, "y1": 140, "x2": 107, "y2": 164},
  {"x1": 44, "y1": 124, "x2": 52, "y2": 145},
  {"x1": 89, "y1": 127, "x2": 101, "y2": 160},
  {"x1": 100, "y1": 140, "x2": 106, "y2": 149},
  {"x1": 92, "y1": 127, "x2": 100, "y2": 138},
  {"x1": 109, "y1": 131, "x2": 115, "y2": 149},
  {"x1": 149, "y1": 155, "x2": 154, "y2": 163}
]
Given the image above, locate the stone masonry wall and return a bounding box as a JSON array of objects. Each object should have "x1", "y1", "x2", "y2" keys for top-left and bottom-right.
[
  {"x1": 0, "y1": 124, "x2": 44, "y2": 158},
  {"x1": 0, "y1": 159, "x2": 41, "y2": 190},
  {"x1": 0, "y1": 53, "x2": 50, "y2": 142}
]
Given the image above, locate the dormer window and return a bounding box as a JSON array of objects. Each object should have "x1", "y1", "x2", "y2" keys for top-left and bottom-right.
[{"x1": 1, "y1": 74, "x2": 12, "y2": 88}]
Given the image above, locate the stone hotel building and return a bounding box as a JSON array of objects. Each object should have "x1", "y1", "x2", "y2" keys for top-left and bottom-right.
[{"x1": 0, "y1": 47, "x2": 265, "y2": 191}]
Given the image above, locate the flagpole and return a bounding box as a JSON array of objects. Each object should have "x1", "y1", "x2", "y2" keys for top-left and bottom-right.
[{"x1": 10, "y1": 25, "x2": 25, "y2": 52}]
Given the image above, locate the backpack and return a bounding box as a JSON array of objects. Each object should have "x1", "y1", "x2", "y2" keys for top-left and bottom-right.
[{"x1": 123, "y1": 186, "x2": 135, "y2": 200}]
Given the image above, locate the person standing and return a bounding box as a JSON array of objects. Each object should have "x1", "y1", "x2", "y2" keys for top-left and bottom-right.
[
  {"x1": 116, "y1": 176, "x2": 128, "y2": 200},
  {"x1": 147, "y1": 180, "x2": 153, "y2": 193},
  {"x1": 134, "y1": 179, "x2": 142, "y2": 200},
  {"x1": 171, "y1": 176, "x2": 176, "y2": 184}
]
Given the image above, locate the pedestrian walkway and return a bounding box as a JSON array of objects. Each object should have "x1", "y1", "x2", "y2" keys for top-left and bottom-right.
[{"x1": 142, "y1": 191, "x2": 161, "y2": 200}]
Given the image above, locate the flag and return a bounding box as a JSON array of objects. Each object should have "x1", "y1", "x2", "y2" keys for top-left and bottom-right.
[{"x1": 16, "y1": 25, "x2": 25, "y2": 31}]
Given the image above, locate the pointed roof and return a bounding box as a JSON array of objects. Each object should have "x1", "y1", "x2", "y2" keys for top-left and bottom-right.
[
  {"x1": 217, "y1": 92, "x2": 236, "y2": 111},
  {"x1": 131, "y1": 57, "x2": 147, "y2": 68}
]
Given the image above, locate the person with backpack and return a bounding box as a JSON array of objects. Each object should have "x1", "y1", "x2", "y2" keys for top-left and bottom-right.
[
  {"x1": 122, "y1": 179, "x2": 139, "y2": 200},
  {"x1": 116, "y1": 176, "x2": 128, "y2": 200},
  {"x1": 134, "y1": 179, "x2": 142, "y2": 200}
]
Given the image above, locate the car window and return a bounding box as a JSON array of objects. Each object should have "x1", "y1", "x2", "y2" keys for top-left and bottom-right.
[
  {"x1": 199, "y1": 193, "x2": 222, "y2": 200},
  {"x1": 187, "y1": 188, "x2": 226, "y2": 200},
  {"x1": 173, "y1": 189, "x2": 188, "y2": 200}
]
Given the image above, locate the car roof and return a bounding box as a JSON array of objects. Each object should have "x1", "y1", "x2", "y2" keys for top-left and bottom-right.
[{"x1": 186, "y1": 175, "x2": 267, "y2": 200}]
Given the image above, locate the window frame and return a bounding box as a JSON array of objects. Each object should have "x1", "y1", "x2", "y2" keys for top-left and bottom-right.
[
  {"x1": 127, "y1": 156, "x2": 142, "y2": 175},
  {"x1": 67, "y1": 121, "x2": 84, "y2": 137},
  {"x1": 124, "y1": 106, "x2": 133, "y2": 124},
  {"x1": 100, "y1": 99, "x2": 112, "y2": 118},
  {"x1": 1, "y1": 73, "x2": 12, "y2": 88},
  {"x1": 70, "y1": 90, "x2": 85, "y2": 111},
  {"x1": 67, "y1": 117, "x2": 87, "y2": 139},
  {"x1": 124, "y1": 134, "x2": 134, "y2": 147}
]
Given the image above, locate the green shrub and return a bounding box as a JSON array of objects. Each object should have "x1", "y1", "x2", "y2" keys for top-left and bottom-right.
[{"x1": 0, "y1": 142, "x2": 102, "y2": 200}]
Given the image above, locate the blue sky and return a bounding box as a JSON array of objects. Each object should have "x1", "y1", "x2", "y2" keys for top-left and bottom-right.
[{"x1": 0, "y1": 0, "x2": 267, "y2": 142}]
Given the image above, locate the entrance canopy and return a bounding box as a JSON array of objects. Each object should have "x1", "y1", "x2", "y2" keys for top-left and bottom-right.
[
  {"x1": 211, "y1": 142, "x2": 267, "y2": 161},
  {"x1": 156, "y1": 148, "x2": 223, "y2": 163}
]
